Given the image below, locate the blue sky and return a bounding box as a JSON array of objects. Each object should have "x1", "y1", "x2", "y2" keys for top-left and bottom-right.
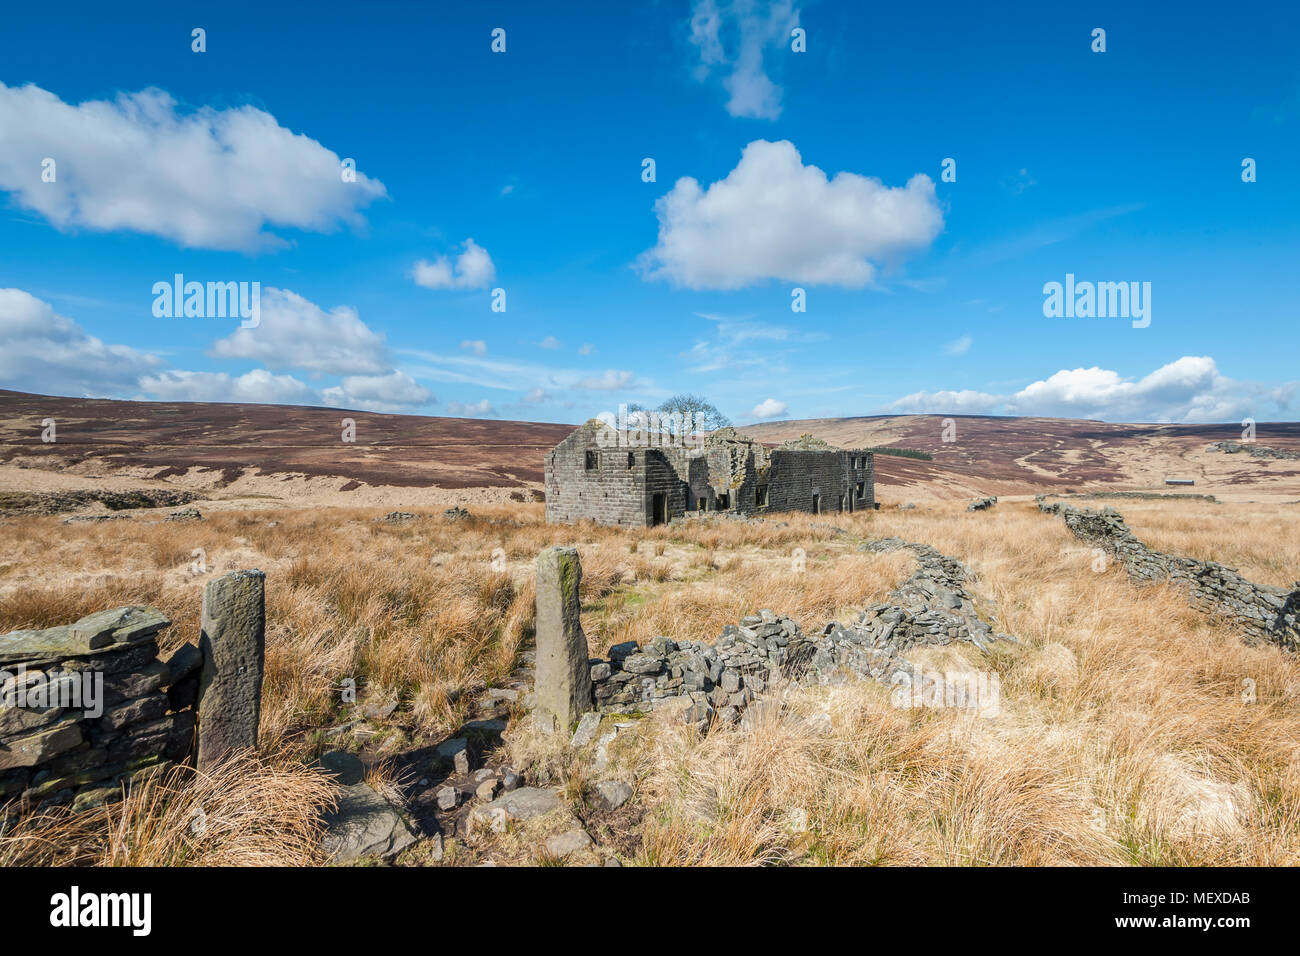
[{"x1": 1, "y1": 0, "x2": 1297, "y2": 424}]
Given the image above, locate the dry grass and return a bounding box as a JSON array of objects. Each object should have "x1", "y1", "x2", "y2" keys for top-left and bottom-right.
[
  {"x1": 1105, "y1": 497, "x2": 1300, "y2": 587},
  {"x1": 0, "y1": 752, "x2": 335, "y2": 866},
  {"x1": 3, "y1": 496, "x2": 1299, "y2": 866}
]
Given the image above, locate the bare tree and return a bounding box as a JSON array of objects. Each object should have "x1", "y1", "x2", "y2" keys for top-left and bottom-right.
[{"x1": 657, "y1": 394, "x2": 731, "y2": 431}]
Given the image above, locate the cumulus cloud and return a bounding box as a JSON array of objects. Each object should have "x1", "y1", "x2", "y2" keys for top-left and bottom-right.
[
  {"x1": 0, "y1": 83, "x2": 385, "y2": 251},
  {"x1": 446, "y1": 399, "x2": 497, "y2": 417},
  {"x1": 884, "y1": 388, "x2": 1004, "y2": 416},
  {"x1": 0, "y1": 286, "x2": 432, "y2": 413},
  {"x1": 638, "y1": 140, "x2": 943, "y2": 290},
  {"x1": 138, "y1": 366, "x2": 432, "y2": 413},
  {"x1": 138, "y1": 368, "x2": 318, "y2": 405},
  {"x1": 412, "y1": 239, "x2": 496, "y2": 290},
  {"x1": 537, "y1": 336, "x2": 561, "y2": 350},
  {"x1": 885, "y1": 356, "x2": 1297, "y2": 423},
  {"x1": 751, "y1": 397, "x2": 788, "y2": 419},
  {"x1": 460, "y1": 339, "x2": 487, "y2": 355},
  {"x1": 210, "y1": 288, "x2": 389, "y2": 375},
  {"x1": 320, "y1": 370, "x2": 432, "y2": 413},
  {"x1": 0, "y1": 288, "x2": 163, "y2": 396},
  {"x1": 689, "y1": 0, "x2": 800, "y2": 119}
]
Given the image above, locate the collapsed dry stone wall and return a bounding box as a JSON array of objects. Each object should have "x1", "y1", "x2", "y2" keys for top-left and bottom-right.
[
  {"x1": 0, "y1": 607, "x2": 200, "y2": 813},
  {"x1": 573, "y1": 534, "x2": 1011, "y2": 727},
  {"x1": 1038, "y1": 498, "x2": 1299, "y2": 651}
]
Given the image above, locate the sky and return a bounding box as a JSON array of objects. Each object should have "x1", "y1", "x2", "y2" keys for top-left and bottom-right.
[{"x1": 0, "y1": 0, "x2": 1297, "y2": 425}]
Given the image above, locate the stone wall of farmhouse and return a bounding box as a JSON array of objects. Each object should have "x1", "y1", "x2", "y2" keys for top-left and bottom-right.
[
  {"x1": 544, "y1": 438, "x2": 647, "y2": 527},
  {"x1": 545, "y1": 421, "x2": 875, "y2": 526}
]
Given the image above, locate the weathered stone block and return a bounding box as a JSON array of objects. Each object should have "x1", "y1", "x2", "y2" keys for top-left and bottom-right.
[
  {"x1": 196, "y1": 570, "x2": 266, "y2": 772},
  {"x1": 0, "y1": 606, "x2": 166, "y2": 666},
  {"x1": 164, "y1": 642, "x2": 202, "y2": 685},
  {"x1": 102, "y1": 692, "x2": 169, "y2": 731},
  {"x1": 534, "y1": 547, "x2": 593, "y2": 730},
  {"x1": 0, "y1": 719, "x2": 83, "y2": 770}
]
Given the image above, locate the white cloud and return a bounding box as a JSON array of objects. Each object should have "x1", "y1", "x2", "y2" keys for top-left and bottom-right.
[
  {"x1": 576, "y1": 370, "x2": 634, "y2": 391},
  {"x1": 885, "y1": 388, "x2": 1004, "y2": 416},
  {"x1": 537, "y1": 336, "x2": 561, "y2": 350},
  {"x1": 139, "y1": 366, "x2": 432, "y2": 412},
  {"x1": 0, "y1": 287, "x2": 433, "y2": 412},
  {"x1": 944, "y1": 334, "x2": 973, "y2": 356},
  {"x1": 210, "y1": 288, "x2": 389, "y2": 375},
  {"x1": 0, "y1": 83, "x2": 385, "y2": 251},
  {"x1": 320, "y1": 370, "x2": 432, "y2": 413},
  {"x1": 138, "y1": 368, "x2": 318, "y2": 405},
  {"x1": 886, "y1": 356, "x2": 1297, "y2": 423},
  {"x1": 578, "y1": 343, "x2": 595, "y2": 356},
  {"x1": 0, "y1": 288, "x2": 162, "y2": 396},
  {"x1": 412, "y1": 239, "x2": 496, "y2": 290},
  {"x1": 523, "y1": 387, "x2": 548, "y2": 403},
  {"x1": 689, "y1": 0, "x2": 800, "y2": 120},
  {"x1": 446, "y1": 399, "x2": 497, "y2": 417},
  {"x1": 460, "y1": 339, "x2": 487, "y2": 355},
  {"x1": 751, "y1": 397, "x2": 788, "y2": 419},
  {"x1": 638, "y1": 140, "x2": 943, "y2": 290}
]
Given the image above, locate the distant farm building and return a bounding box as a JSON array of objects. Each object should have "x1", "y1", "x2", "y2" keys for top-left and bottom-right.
[
  {"x1": 1165, "y1": 478, "x2": 1196, "y2": 486},
  {"x1": 544, "y1": 420, "x2": 875, "y2": 527}
]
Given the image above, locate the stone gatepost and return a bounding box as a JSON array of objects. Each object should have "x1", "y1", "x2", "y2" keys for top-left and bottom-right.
[
  {"x1": 534, "y1": 547, "x2": 593, "y2": 731},
  {"x1": 196, "y1": 569, "x2": 266, "y2": 772}
]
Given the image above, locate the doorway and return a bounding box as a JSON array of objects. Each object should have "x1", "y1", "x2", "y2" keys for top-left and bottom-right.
[
  {"x1": 651, "y1": 492, "x2": 667, "y2": 526},
  {"x1": 811, "y1": 493, "x2": 821, "y2": 514}
]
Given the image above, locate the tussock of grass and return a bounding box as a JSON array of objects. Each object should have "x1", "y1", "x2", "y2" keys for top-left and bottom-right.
[{"x1": 0, "y1": 752, "x2": 335, "y2": 866}]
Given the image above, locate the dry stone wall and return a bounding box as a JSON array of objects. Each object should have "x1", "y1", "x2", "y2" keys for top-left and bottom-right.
[
  {"x1": 1039, "y1": 498, "x2": 1299, "y2": 651},
  {"x1": 568, "y1": 534, "x2": 1011, "y2": 727},
  {"x1": 0, "y1": 607, "x2": 200, "y2": 813},
  {"x1": 1, "y1": 569, "x2": 268, "y2": 816}
]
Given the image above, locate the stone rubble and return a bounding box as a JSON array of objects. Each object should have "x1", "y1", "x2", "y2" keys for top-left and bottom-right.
[
  {"x1": 583, "y1": 536, "x2": 1009, "y2": 724},
  {"x1": 1205, "y1": 440, "x2": 1300, "y2": 461},
  {"x1": 966, "y1": 496, "x2": 997, "y2": 511}
]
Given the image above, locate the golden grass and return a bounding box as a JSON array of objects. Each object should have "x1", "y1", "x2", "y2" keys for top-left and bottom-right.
[
  {"x1": 2, "y1": 496, "x2": 1298, "y2": 866},
  {"x1": 1101, "y1": 497, "x2": 1300, "y2": 587},
  {"x1": 0, "y1": 752, "x2": 335, "y2": 866}
]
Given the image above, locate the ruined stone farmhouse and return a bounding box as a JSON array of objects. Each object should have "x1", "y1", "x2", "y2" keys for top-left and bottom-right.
[{"x1": 545, "y1": 420, "x2": 875, "y2": 527}]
